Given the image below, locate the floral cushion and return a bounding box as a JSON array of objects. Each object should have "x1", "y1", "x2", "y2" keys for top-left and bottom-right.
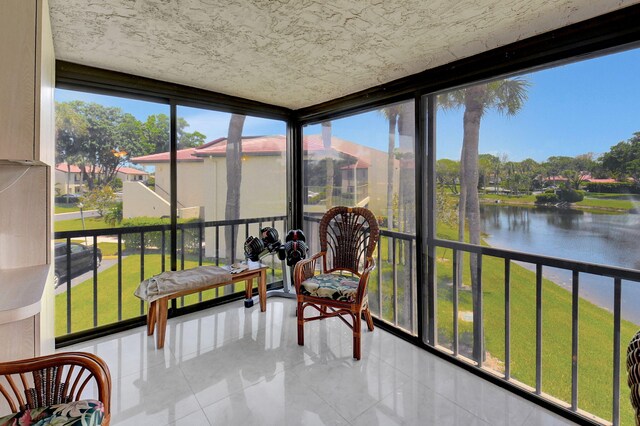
[
  {"x1": 0, "y1": 400, "x2": 104, "y2": 426},
  {"x1": 299, "y1": 273, "x2": 360, "y2": 302}
]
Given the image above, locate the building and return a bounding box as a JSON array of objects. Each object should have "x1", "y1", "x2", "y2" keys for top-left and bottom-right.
[
  {"x1": 55, "y1": 162, "x2": 149, "y2": 195},
  {"x1": 127, "y1": 134, "x2": 396, "y2": 220}
]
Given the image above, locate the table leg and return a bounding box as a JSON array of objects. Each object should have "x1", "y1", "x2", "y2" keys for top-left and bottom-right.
[
  {"x1": 147, "y1": 301, "x2": 156, "y2": 336},
  {"x1": 245, "y1": 277, "x2": 253, "y2": 300},
  {"x1": 156, "y1": 298, "x2": 169, "y2": 349},
  {"x1": 258, "y1": 269, "x2": 267, "y2": 312}
]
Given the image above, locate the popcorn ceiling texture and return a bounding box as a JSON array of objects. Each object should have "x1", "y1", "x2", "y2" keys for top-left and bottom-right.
[{"x1": 49, "y1": 0, "x2": 638, "y2": 109}]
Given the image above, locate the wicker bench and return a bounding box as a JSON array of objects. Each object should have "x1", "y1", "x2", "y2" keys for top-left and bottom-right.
[{"x1": 146, "y1": 266, "x2": 268, "y2": 348}]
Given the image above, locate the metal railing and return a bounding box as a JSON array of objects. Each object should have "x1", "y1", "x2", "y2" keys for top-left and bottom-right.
[
  {"x1": 54, "y1": 215, "x2": 287, "y2": 337},
  {"x1": 54, "y1": 212, "x2": 638, "y2": 424},
  {"x1": 431, "y1": 238, "x2": 640, "y2": 425},
  {"x1": 304, "y1": 214, "x2": 640, "y2": 424}
]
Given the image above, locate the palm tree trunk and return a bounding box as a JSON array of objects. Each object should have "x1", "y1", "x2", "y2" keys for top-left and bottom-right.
[
  {"x1": 225, "y1": 114, "x2": 246, "y2": 294},
  {"x1": 386, "y1": 115, "x2": 396, "y2": 261},
  {"x1": 322, "y1": 122, "x2": 333, "y2": 208},
  {"x1": 461, "y1": 84, "x2": 486, "y2": 362},
  {"x1": 398, "y1": 104, "x2": 415, "y2": 329}
]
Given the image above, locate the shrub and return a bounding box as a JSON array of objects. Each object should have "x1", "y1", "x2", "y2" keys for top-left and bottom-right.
[
  {"x1": 583, "y1": 182, "x2": 639, "y2": 194},
  {"x1": 558, "y1": 188, "x2": 584, "y2": 203},
  {"x1": 121, "y1": 217, "x2": 200, "y2": 253},
  {"x1": 104, "y1": 202, "x2": 123, "y2": 226},
  {"x1": 535, "y1": 193, "x2": 559, "y2": 204}
]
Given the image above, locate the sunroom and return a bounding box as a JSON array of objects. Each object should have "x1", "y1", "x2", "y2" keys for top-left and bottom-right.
[{"x1": 1, "y1": 1, "x2": 640, "y2": 425}]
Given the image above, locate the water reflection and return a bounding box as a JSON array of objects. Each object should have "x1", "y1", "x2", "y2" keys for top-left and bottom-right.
[{"x1": 480, "y1": 204, "x2": 640, "y2": 323}]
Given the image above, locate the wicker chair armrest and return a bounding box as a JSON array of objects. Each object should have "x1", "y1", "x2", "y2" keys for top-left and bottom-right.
[
  {"x1": 356, "y1": 257, "x2": 376, "y2": 303},
  {"x1": 293, "y1": 252, "x2": 325, "y2": 292}
]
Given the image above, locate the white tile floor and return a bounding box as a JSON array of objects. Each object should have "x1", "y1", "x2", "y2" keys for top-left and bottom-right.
[{"x1": 60, "y1": 299, "x2": 576, "y2": 425}]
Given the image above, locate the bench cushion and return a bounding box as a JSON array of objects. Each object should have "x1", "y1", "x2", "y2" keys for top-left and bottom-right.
[
  {"x1": 0, "y1": 399, "x2": 104, "y2": 426},
  {"x1": 299, "y1": 273, "x2": 360, "y2": 302}
]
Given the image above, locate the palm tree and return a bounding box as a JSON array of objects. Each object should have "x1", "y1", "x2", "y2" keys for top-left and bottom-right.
[
  {"x1": 397, "y1": 102, "x2": 416, "y2": 330},
  {"x1": 225, "y1": 113, "x2": 246, "y2": 294},
  {"x1": 379, "y1": 105, "x2": 402, "y2": 229},
  {"x1": 321, "y1": 121, "x2": 333, "y2": 208},
  {"x1": 438, "y1": 78, "x2": 529, "y2": 361}
]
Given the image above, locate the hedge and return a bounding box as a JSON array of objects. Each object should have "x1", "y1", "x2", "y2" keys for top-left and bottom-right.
[
  {"x1": 583, "y1": 182, "x2": 639, "y2": 194},
  {"x1": 535, "y1": 193, "x2": 559, "y2": 204},
  {"x1": 121, "y1": 217, "x2": 200, "y2": 253},
  {"x1": 558, "y1": 188, "x2": 584, "y2": 203}
]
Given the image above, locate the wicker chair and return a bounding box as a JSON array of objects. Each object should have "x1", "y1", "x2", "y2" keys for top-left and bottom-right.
[
  {"x1": 294, "y1": 206, "x2": 380, "y2": 360},
  {"x1": 0, "y1": 352, "x2": 111, "y2": 426}
]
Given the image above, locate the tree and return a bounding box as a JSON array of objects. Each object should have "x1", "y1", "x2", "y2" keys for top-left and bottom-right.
[
  {"x1": 438, "y1": 78, "x2": 530, "y2": 361},
  {"x1": 142, "y1": 114, "x2": 206, "y2": 152},
  {"x1": 397, "y1": 102, "x2": 416, "y2": 330},
  {"x1": 80, "y1": 186, "x2": 116, "y2": 217},
  {"x1": 380, "y1": 105, "x2": 402, "y2": 230},
  {"x1": 602, "y1": 132, "x2": 640, "y2": 188},
  {"x1": 56, "y1": 102, "x2": 205, "y2": 192},
  {"x1": 436, "y1": 159, "x2": 460, "y2": 194},
  {"x1": 321, "y1": 121, "x2": 333, "y2": 208},
  {"x1": 224, "y1": 113, "x2": 246, "y2": 294},
  {"x1": 55, "y1": 102, "x2": 88, "y2": 195},
  {"x1": 57, "y1": 101, "x2": 146, "y2": 190}
]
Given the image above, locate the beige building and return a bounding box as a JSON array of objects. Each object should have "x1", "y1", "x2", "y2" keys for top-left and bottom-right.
[
  {"x1": 127, "y1": 134, "x2": 398, "y2": 257},
  {"x1": 55, "y1": 163, "x2": 148, "y2": 195},
  {"x1": 128, "y1": 134, "x2": 398, "y2": 220}
]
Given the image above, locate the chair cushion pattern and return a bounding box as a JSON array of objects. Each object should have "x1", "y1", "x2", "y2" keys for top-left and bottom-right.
[
  {"x1": 0, "y1": 399, "x2": 104, "y2": 426},
  {"x1": 299, "y1": 274, "x2": 360, "y2": 302}
]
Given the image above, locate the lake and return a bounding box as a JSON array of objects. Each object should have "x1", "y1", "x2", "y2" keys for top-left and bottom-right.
[{"x1": 479, "y1": 204, "x2": 640, "y2": 324}]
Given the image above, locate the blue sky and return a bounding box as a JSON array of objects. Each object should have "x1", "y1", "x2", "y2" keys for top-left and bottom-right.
[{"x1": 56, "y1": 46, "x2": 640, "y2": 163}]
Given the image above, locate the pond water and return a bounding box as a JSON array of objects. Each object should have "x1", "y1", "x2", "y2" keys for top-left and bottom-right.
[{"x1": 479, "y1": 204, "x2": 640, "y2": 324}]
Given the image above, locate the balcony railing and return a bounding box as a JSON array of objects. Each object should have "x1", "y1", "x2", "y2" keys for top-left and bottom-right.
[
  {"x1": 54, "y1": 213, "x2": 640, "y2": 424},
  {"x1": 54, "y1": 215, "x2": 287, "y2": 337},
  {"x1": 430, "y1": 238, "x2": 640, "y2": 425}
]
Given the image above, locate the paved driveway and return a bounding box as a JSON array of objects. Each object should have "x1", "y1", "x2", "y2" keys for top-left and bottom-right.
[{"x1": 55, "y1": 258, "x2": 119, "y2": 295}]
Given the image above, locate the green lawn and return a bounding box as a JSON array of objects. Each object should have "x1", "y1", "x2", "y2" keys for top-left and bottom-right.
[
  {"x1": 576, "y1": 193, "x2": 640, "y2": 210},
  {"x1": 55, "y1": 204, "x2": 81, "y2": 214},
  {"x1": 480, "y1": 193, "x2": 537, "y2": 203},
  {"x1": 54, "y1": 217, "x2": 114, "y2": 233}
]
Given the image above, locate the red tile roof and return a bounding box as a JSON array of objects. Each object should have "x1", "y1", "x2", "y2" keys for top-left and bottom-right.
[
  {"x1": 131, "y1": 135, "x2": 369, "y2": 164},
  {"x1": 56, "y1": 163, "x2": 84, "y2": 173},
  {"x1": 117, "y1": 166, "x2": 148, "y2": 175}
]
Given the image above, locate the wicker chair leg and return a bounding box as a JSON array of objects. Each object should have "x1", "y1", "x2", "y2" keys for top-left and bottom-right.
[
  {"x1": 353, "y1": 314, "x2": 362, "y2": 360},
  {"x1": 297, "y1": 302, "x2": 305, "y2": 346},
  {"x1": 364, "y1": 307, "x2": 374, "y2": 331}
]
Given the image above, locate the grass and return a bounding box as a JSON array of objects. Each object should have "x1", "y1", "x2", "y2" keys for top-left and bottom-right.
[
  {"x1": 54, "y1": 217, "x2": 114, "y2": 233},
  {"x1": 55, "y1": 204, "x2": 81, "y2": 214},
  {"x1": 576, "y1": 193, "x2": 639, "y2": 210},
  {"x1": 480, "y1": 193, "x2": 537, "y2": 203}
]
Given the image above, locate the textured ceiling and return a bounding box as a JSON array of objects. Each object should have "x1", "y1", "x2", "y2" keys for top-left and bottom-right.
[{"x1": 49, "y1": 0, "x2": 639, "y2": 109}]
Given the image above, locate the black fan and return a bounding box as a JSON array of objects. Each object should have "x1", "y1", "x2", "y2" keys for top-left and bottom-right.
[{"x1": 244, "y1": 236, "x2": 265, "y2": 262}]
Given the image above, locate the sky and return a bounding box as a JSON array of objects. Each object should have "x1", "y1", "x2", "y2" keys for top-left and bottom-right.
[{"x1": 55, "y1": 46, "x2": 640, "y2": 163}]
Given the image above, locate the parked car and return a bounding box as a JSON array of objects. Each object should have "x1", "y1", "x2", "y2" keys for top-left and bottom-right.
[
  {"x1": 55, "y1": 193, "x2": 82, "y2": 204},
  {"x1": 54, "y1": 242, "x2": 102, "y2": 288}
]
